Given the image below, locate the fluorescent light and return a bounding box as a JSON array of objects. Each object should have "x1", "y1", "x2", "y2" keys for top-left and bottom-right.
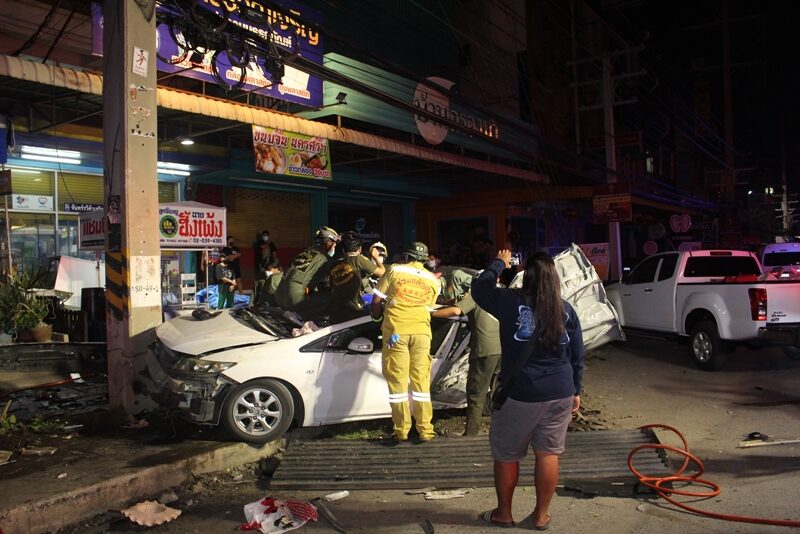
[
  {"x1": 8, "y1": 168, "x2": 42, "y2": 175},
  {"x1": 20, "y1": 154, "x2": 81, "y2": 165},
  {"x1": 21, "y1": 146, "x2": 81, "y2": 159},
  {"x1": 158, "y1": 169, "x2": 190, "y2": 176},
  {"x1": 157, "y1": 161, "x2": 191, "y2": 171},
  {"x1": 180, "y1": 138, "x2": 195, "y2": 146}
]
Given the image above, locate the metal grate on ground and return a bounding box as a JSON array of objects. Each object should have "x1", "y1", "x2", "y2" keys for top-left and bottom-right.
[{"x1": 268, "y1": 428, "x2": 673, "y2": 490}]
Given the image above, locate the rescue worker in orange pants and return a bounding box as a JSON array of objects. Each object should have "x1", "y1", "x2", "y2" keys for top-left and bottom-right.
[{"x1": 371, "y1": 241, "x2": 440, "y2": 445}]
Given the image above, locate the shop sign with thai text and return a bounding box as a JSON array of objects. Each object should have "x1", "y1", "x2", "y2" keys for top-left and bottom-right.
[
  {"x1": 592, "y1": 183, "x2": 632, "y2": 224},
  {"x1": 79, "y1": 211, "x2": 106, "y2": 251},
  {"x1": 159, "y1": 202, "x2": 226, "y2": 248},
  {"x1": 252, "y1": 126, "x2": 332, "y2": 180},
  {"x1": 65, "y1": 203, "x2": 104, "y2": 213},
  {"x1": 91, "y1": 1, "x2": 324, "y2": 107}
]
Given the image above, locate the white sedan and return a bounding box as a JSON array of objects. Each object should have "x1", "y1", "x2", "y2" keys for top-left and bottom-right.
[{"x1": 153, "y1": 307, "x2": 470, "y2": 443}]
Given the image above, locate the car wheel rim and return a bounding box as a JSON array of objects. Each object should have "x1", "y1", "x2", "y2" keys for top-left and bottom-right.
[
  {"x1": 233, "y1": 387, "x2": 282, "y2": 436},
  {"x1": 693, "y1": 333, "x2": 712, "y2": 362}
]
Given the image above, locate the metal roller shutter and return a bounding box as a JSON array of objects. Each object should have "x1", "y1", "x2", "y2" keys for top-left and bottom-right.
[{"x1": 226, "y1": 187, "x2": 311, "y2": 250}]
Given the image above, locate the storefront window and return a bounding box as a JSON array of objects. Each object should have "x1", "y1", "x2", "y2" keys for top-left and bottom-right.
[
  {"x1": 58, "y1": 215, "x2": 102, "y2": 261},
  {"x1": 0, "y1": 168, "x2": 55, "y2": 209},
  {"x1": 8, "y1": 212, "x2": 55, "y2": 273}
]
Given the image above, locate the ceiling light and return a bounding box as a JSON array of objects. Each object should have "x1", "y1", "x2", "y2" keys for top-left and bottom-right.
[
  {"x1": 21, "y1": 146, "x2": 81, "y2": 158},
  {"x1": 180, "y1": 138, "x2": 195, "y2": 146},
  {"x1": 20, "y1": 154, "x2": 81, "y2": 165},
  {"x1": 157, "y1": 161, "x2": 191, "y2": 171},
  {"x1": 157, "y1": 169, "x2": 190, "y2": 177},
  {"x1": 7, "y1": 167, "x2": 42, "y2": 175}
]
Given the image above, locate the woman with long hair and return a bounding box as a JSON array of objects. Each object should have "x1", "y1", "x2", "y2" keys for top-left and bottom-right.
[{"x1": 471, "y1": 249, "x2": 584, "y2": 530}]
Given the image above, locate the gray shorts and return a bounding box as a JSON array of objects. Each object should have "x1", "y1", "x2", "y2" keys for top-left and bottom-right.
[{"x1": 490, "y1": 396, "x2": 573, "y2": 461}]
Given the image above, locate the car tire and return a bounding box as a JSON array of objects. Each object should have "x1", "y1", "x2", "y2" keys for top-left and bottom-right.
[
  {"x1": 689, "y1": 320, "x2": 727, "y2": 371},
  {"x1": 782, "y1": 345, "x2": 800, "y2": 360},
  {"x1": 221, "y1": 379, "x2": 294, "y2": 444}
]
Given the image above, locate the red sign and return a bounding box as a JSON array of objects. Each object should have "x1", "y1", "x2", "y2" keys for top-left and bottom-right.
[{"x1": 593, "y1": 183, "x2": 632, "y2": 224}]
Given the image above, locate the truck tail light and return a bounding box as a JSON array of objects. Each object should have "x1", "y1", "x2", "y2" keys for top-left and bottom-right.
[{"x1": 748, "y1": 288, "x2": 767, "y2": 321}]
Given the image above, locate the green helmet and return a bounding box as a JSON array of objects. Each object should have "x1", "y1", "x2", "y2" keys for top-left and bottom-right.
[
  {"x1": 315, "y1": 226, "x2": 339, "y2": 242},
  {"x1": 406, "y1": 241, "x2": 429, "y2": 261}
]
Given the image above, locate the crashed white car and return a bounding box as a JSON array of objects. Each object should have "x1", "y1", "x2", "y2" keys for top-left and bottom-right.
[
  {"x1": 152, "y1": 244, "x2": 622, "y2": 444},
  {"x1": 153, "y1": 309, "x2": 472, "y2": 444}
]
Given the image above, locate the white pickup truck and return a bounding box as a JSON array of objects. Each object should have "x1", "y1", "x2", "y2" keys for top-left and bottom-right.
[{"x1": 606, "y1": 250, "x2": 800, "y2": 370}]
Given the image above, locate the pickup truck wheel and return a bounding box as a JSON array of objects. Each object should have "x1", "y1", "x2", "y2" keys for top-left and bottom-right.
[
  {"x1": 783, "y1": 345, "x2": 800, "y2": 360},
  {"x1": 689, "y1": 321, "x2": 727, "y2": 371},
  {"x1": 221, "y1": 379, "x2": 294, "y2": 444}
]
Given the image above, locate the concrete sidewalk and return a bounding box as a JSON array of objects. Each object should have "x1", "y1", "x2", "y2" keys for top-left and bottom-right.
[{"x1": 0, "y1": 429, "x2": 280, "y2": 534}]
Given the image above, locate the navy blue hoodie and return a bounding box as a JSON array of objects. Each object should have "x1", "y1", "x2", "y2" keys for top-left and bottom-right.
[{"x1": 472, "y1": 259, "x2": 584, "y2": 403}]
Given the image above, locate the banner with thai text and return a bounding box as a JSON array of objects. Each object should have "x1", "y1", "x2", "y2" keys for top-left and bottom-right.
[
  {"x1": 91, "y1": 1, "x2": 323, "y2": 108},
  {"x1": 252, "y1": 126, "x2": 332, "y2": 180},
  {"x1": 159, "y1": 202, "x2": 226, "y2": 248}
]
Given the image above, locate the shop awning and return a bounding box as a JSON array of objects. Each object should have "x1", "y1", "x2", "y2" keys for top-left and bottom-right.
[{"x1": 0, "y1": 54, "x2": 547, "y2": 184}]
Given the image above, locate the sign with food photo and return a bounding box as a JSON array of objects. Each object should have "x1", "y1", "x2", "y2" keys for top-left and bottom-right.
[{"x1": 252, "y1": 126, "x2": 332, "y2": 180}]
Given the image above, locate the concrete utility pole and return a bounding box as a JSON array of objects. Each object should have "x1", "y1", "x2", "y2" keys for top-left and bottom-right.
[
  {"x1": 102, "y1": 0, "x2": 162, "y2": 415},
  {"x1": 602, "y1": 56, "x2": 623, "y2": 281}
]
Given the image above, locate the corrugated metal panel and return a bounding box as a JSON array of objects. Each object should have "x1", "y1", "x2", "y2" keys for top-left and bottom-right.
[
  {"x1": 0, "y1": 54, "x2": 547, "y2": 183},
  {"x1": 269, "y1": 429, "x2": 673, "y2": 490},
  {"x1": 226, "y1": 188, "x2": 310, "y2": 250},
  {"x1": 158, "y1": 182, "x2": 177, "y2": 203},
  {"x1": 58, "y1": 173, "x2": 103, "y2": 207}
]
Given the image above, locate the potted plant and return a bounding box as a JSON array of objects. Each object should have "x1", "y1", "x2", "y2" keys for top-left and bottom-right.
[
  {"x1": 12, "y1": 298, "x2": 52, "y2": 342},
  {"x1": 0, "y1": 268, "x2": 54, "y2": 342}
]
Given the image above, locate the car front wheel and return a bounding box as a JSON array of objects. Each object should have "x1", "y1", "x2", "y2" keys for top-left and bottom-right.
[
  {"x1": 689, "y1": 320, "x2": 726, "y2": 371},
  {"x1": 221, "y1": 379, "x2": 294, "y2": 444}
]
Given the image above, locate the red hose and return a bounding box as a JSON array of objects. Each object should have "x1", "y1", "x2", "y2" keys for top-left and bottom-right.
[{"x1": 628, "y1": 424, "x2": 800, "y2": 527}]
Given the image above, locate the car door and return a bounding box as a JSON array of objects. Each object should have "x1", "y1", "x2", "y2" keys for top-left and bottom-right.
[
  {"x1": 649, "y1": 253, "x2": 679, "y2": 331},
  {"x1": 618, "y1": 255, "x2": 661, "y2": 328},
  {"x1": 313, "y1": 321, "x2": 390, "y2": 423}
]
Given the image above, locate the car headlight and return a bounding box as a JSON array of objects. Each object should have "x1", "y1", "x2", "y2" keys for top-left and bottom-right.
[{"x1": 173, "y1": 358, "x2": 237, "y2": 374}]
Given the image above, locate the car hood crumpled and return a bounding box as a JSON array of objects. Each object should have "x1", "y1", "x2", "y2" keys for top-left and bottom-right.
[{"x1": 156, "y1": 310, "x2": 274, "y2": 355}]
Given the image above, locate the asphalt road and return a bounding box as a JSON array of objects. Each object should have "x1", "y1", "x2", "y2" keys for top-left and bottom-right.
[{"x1": 63, "y1": 335, "x2": 800, "y2": 533}]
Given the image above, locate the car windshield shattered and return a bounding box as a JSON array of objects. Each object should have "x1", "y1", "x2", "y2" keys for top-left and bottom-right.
[{"x1": 232, "y1": 307, "x2": 294, "y2": 338}]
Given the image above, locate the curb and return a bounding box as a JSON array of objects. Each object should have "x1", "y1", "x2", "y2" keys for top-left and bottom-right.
[{"x1": 0, "y1": 439, "x2": 283, "y2": 534}]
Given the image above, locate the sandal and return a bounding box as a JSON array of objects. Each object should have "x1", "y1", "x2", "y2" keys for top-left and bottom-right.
[
  {"x1": 479, "y1": 509, "x2": 515, "y2": 529},
  {"x1": 531, "y1": 512, "x2": 552, "y2": 531}
]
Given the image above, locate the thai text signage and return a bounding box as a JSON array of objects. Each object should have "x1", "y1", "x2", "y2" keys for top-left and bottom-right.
[
  {"x1": 79, "y1": 211, "x2": 106, "y2": 251},
  {"x1": 91, "y1": 1, "x2": 323, "y2": 107},
  {"x1": 159, "y1": 203, "x2": 226, "y2": 248},
  {"x1": 593, "y1": 183, "x2": 632, "y2": 224},
  {"x1": 65, "y1": 203, "x2": 104, "y2": 213},
  {"x1": 252, "y1": 126, "x2": 332, "y2": 180},
  {"x1": 413, "y1": 76, "x2": 499, "y2": 146}
]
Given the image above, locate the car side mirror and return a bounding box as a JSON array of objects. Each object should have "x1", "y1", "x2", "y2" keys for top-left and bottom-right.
[
  {"x1": 621, "y1": 271, "x2": 632, "y2": 284},
  {"x1": 347, "y1": 337, "x2": 373, "y2": 354}
]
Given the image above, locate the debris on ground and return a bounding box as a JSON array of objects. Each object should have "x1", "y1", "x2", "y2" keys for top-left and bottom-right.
[
  {"x1": 404, "y1": 487, "x2": 437, "y2": 495},
  {"x1": 20, "y1": 445, "x2": 57, "y2": 456},
  {"x1": 0, "y1": 449, "x2": 13, "y2": 464},
  {"x1": 423, "y1": 488, "x2": 472, "y2": 500},
  {"x1": 737, "y1": 431, "x2": 800, "y2": 448},
  {"x1": 121, "y1": 500, "x2": 182, "y2": 526},
  {"x1": 242, "y1": 497, "x2": 318, "y2": 533},
  {"x1": 323, "y1": 490, "x2": 350, "y2": 502}
]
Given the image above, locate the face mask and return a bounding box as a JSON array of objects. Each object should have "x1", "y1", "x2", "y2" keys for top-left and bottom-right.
[
  {"x1": 426, "y1": 260, "x2": 437, "y2": 269},
  {"x1": 265, "y1": 271, "x2": 274, "y2": 278},
  {"x1": 262, "y1": 235, "x2": 270, "y2": 242},
  {"x1": 328, "y1": 247, "x2": 336, "y2": 257}
]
